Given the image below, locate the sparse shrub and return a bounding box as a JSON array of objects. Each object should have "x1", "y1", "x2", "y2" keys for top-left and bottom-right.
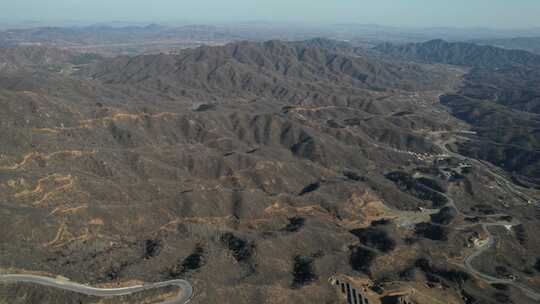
[
  {"x1": 430, "y1": 206, "x2": 457, "y2": 225},
  {"x1": 291, "y1": 256, "x2": 318, "y2": 288},
  {"x1": 104, "y1": 264, "x2": 123, "y2": 281},
  {"x1": 414, "y1": 222, "x2": 448, "y2": 241},
  {"x1": 416, "y1": 177, "x2": 446, "y2": 193},
  {"x1": 497, "y1": 215, "x2": 513, "y2": 222},
  {"x1": 425, "y1": 273, "x2": 441, "y2": 283},
  {"x1": 494, "y1": 292, "x2": 512, "y2": 303},
  {"x1": 461, "y1": 166, "x2": 473, "y2": 174},
  {"x1": 513, "y1": 224, "x2": 526, "y2": 246},
  {"x1": 465, "y1": 216, "x2": 481, "y2": 223},
  {"x1": 191, "y1": 103, "x2": 215, "y2": 112},
  {"x1": 290, "y1": 135, "x2": 319, "y2": 161},
  {"x1": 298, "y1": 181, "x2": 320, "y2": 196},
  {"x1": 415, "y1": 258, "x2": 469, "y2": 284},
  {"x1": 370, "y1": 282, "x2": 384, "y2": 294},
  {"x1": 282, "y1": 217, "x2": 305, "y2": 233},
  {"x1": 404, "y1": 237, "x2": 418, "y2": 245},
  {"x1": 350, "y1": 246, "x2": 376, "y2": 274},
  {"x1": 169, "y1": 246, "x2": 205, "y2": 278},
  {"x1": 449, "y1": 172, "x2": 465, "y2": 181},
  {"x1": 109, "y1": 122, "x2": 133, "y2": 145},
  {"x1": 349, "y1": 227, "x2": 396, "y2": 253},
  {"x1": 399, "y1": 267, "x2": 416, "y2": 280},
  {"x1": 495, "y1": 266, "x2": 512, "y2": 278},
  {"x1": 143, "y1": 239, "x2": 162, "y2": 259},
  {"x1": 440, "y1": 269, "x2": 470, "y2": 284},
  {"x1": 523, "y1": 267, "x2": 535, "y2": 275},
  {"x1": 371, "y1": 218, "x2": 391, "y2": 226},
  {"x1": 491, "y1": 283, "x2": 509, "y2": 291},
  {"x1": 471, "y1": 204, "x2": 497, "y2": 215},
  {"x1": 385, "y1": 171, "x2": 448, "y2": 208},
  {"x1": 311, "y1": 250, "x2": 324, "y2": 258},
  {"x1": 343, "y1": 171, "x2": 366, "y2": 182},
  {"x1": 461, "y1": 289, "x2": 478, "y2": 304},
  {"x1": 343, "y1": 117, "x2": 362, "y2": 126},
  {"x1": 326, "y1": 120, "x2": 344, "y2": 129},
  {"x1": 221, "y1": 232, "x2": 255, "y2": 262}
]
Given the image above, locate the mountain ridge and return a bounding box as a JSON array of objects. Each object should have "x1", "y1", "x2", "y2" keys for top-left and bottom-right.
[
  {"x1": 88, "y1": 40, "x2": 455, "y2": 102},
  {"x1": 375, "y1": 39, "x2": 540, "y2": 67}
]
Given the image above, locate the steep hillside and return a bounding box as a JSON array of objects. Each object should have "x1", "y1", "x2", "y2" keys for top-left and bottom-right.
[
  {"x1": 375, "y1": 39, "x2": 540, "y2": 67},
  {"x1": 89, "y1": 40, "x2": 455, "y2": 101},
  {"x1": 460, "y1": 66, "x2": 540, "y2": 113},
  {"x1": 441, "y1": 94, "x2": 540, "y2": 184},
  {"x1": 376, "y1": 39, "x2": 540, "y2": 186}
]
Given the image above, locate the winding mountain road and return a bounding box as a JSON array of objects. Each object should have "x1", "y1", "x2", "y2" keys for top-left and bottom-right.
[
  {"x1": 463, "y1": 224, "x2": 540, "y2": 301},
  {"x1": 426, "y1": 130, "x2": 540, "y2": 301},
  {"x1": 0, "y1": 274, "x2": 193, "y2": 304}
]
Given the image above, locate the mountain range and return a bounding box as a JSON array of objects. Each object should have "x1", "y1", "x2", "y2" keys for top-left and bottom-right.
[{"x1": 0, "y1": 38, "x2": 540, "y2": 304}]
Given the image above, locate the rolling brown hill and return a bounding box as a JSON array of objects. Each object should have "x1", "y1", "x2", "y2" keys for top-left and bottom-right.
[
  {"x1": 1, "y1": 40, "x2": 540, "y2": 304},
  {"x1": 88, "y1": 40, "x2": 454, "y2": 99}
]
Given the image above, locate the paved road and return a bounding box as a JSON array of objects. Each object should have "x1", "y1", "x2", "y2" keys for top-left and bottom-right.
[
  {"x1": 463, "y1": 224, "x2": 540, "y2": 301},
  {"x1": 0, "y1": 274, "x2": 193, "y2": 304},
  {"x1": 420, "y1": 131, "x2": 540, "y2": 300},
  {"x1": 430, "y1": 130, "x2": 534, "y2": 203},
  {"x1": 464, "y1": 223, "x2": 513, "y2": 283}
]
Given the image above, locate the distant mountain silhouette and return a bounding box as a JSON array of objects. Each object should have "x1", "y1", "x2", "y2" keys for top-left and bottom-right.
[
  {"x1": 471, "y1": 36, "x2": 540, "y2": 54},
  {"x1": 0, "y1": 46, "x2": 102, "y2": 73}
]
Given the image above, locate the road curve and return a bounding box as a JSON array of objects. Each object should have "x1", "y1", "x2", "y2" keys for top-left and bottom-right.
[
  {"x1": 429, "y1": 130, "x2": 540, "y2": 300},
  {"x1": 0, "y1": 274, "x2": 193, "y2": 304},
  {"x1": 463, "y1": 224, "x2": 540, "y2": 301}
]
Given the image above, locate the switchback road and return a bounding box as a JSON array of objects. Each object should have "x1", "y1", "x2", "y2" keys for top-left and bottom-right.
[{"x1": 0, "y1": 274, "x2": 193, "y2": 304}]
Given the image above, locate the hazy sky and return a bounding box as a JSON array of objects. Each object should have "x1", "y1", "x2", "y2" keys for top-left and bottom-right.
[{"x1": 2, "y1": 0, "x2": 539, "y2": 28}]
